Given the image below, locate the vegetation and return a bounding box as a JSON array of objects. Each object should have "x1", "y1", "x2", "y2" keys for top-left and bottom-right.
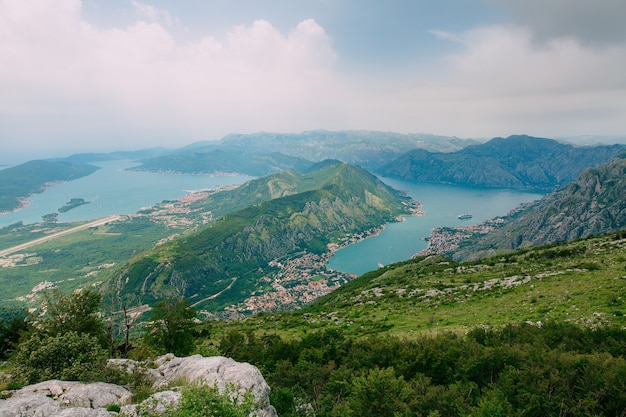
[
  {"x1": 134, "y1": 150, "x2": 313, "y2": 176},
  {"x1": 13, "y1": 330, "x2": 108, "y2": 384},
  {"x1": 1, "y1": 231, "x2": 625, "y2": 415},
  {"x1": 0, "y1": 216, "x2": 173, "y2": 303},
  {"x1": 380, "y1": 135, "x2": 625, "y2": 190},
  {"x1": 145, "y1": 297, "x2": 197, "y2": 356},
  {"x1": 0, "y1": 159, "x2": 99, "y2": 212},
  {"x1": 211, "y1": 323, "x2": 626, "y2": 416},
  {"x1": 112, "y1": 161, "x2": 414, "y2": 311},
  {"x1": 452, "y1": 155, "x2": 626, "y2": 260},
  {"x1": 2, "y1": 144, "x2": 626, "y2": 415},
  {"x1": 164, "y1": 383, "x2": 256, "y2": 417}
]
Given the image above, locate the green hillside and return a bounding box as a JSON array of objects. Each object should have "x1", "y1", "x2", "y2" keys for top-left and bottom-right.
[
  {"x1": 212, "y1": 230, "x2": 625, "y2": 340},
  {"x1": 195, "y1": 231, "x2": 626, "y2": 416},
  {"x1": 110, "y1": 161, "x2": 416, "y2": 311},
  {"x1": 0, "y1": 160, "x2": 99, "y2": 212},
  {"x1": 380, "y1": 135, "x2": 625, "y2": 190},
  {"x1": 133, "y1": 150, "x2": 313, "y2": 176}
]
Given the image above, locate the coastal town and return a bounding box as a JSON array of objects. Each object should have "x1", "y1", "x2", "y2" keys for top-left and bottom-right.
[{"x1": 2, "y1": 182, "x2": 424, "y2": 316}]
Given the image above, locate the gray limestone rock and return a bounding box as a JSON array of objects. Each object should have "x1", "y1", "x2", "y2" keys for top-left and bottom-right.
[
  {"x1": 0, "y1": 354, "x2": 276, "y2": 417},
  {"x1": 0, "y1": 380, "x2": 130, "y2": 417}
]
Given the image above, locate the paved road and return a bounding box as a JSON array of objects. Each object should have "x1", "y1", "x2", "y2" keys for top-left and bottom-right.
[{"x1": 0, "y1": 215, "x2": 122, "y2": 257}]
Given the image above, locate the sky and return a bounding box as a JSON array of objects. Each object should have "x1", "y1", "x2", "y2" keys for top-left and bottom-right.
[{"x1": 1, "y1": 0, "x2": 626, "y2": 158}]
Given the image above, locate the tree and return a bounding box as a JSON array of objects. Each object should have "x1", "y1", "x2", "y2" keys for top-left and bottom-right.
[
  {"x1": 145, "y1": 297, "x2": 196, "y2": 356},
  {"x1": 13, "y1": 331, "x2": 108, "y2": 384},
  {"x1": 0, "y1": 313, "x2": 31, "y2": 360},
  {"x1": 39, "y1": 287, "x2": 106, "y2": 343},
  {"x1": 344, "y1": 367, "x2": 414, "y2": 417}
]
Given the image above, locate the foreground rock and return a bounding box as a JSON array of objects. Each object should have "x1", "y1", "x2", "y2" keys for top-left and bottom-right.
[
  {"x1": 0, "y1": 354, "x2": 277, "y2": 417},
  {"x1": 0, "y1": 380, "x2": 131, "y2": 417}
]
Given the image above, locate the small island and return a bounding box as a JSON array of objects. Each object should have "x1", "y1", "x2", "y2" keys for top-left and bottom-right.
[{"x1": 58, "y1": 198, "x2": 90, "y2": 213}]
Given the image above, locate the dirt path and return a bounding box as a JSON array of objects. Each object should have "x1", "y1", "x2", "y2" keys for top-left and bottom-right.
[{"x1": 0, "y1": 215, "x2": 122, "y2": 257}]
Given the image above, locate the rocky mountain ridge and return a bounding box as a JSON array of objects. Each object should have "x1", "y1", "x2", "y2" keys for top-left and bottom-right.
[
  {"x1": 380, "y1": 135, "x2": 625, "y2": 190},
  {"x1": 413, "y1": 155, "x2": 626, "y2": 261}
]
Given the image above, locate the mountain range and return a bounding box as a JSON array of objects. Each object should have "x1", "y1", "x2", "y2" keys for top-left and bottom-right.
[
  {"x1": 450, "y1": 155, "x2": 626, "y2": 260},
  {"x1": 108, "y1": 161, "x2": 415, "y2": 311},
  {"x1": 2, "y1": 131, "x2": 626, "y2": 318},
  {"x1": 380, "y1": 134, "x2": 625, "y2": 190}
]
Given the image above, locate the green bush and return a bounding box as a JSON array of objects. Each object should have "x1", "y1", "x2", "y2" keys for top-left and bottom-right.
[
  {"x1": 145, "y1": 297, "x2": 196, "y2": 356},
  {"x1": 12, "y1": 331, "x2": 108, "y2": 384},
  {"x1": 164, "y1": 383, "x2": 256, "y2": 417}
]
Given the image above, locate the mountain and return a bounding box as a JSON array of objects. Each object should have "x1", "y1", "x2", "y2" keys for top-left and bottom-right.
[
  {"x1": 63, "y1": 148, "x2": 173, "y2": 163},
  {"x1": 379, "y1": 135, "x2": 626, "y2": 190},
  {"x1": 218, "y1": 228, "x2": 626, "y2": 341},
  {"x1": 185, "y1": 130, "x2": 475, "y2": 171},
  {"x1": 0, "y1": 160, "x2": 99, "y2": 213},
  {"x1": 131, "y1": 150, "x2": 314, "y2": 176},
  {"x1": 449, "y1": 155, "x2": 626, "y2": 260},
  {"x1": 109, "y1": 161, "x2": 415, "y2": 312}
]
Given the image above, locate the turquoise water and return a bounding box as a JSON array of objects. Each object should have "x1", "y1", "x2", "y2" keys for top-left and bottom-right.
[
  {"x1": 2, "y1": 163, "x2": 544, "y2": 276},
  {"x1": 327, "y1": 178, "x2": 544, "y2": 275},
  {"x1": 0, "y1": 160, "x2": 252, "y2": 227}
]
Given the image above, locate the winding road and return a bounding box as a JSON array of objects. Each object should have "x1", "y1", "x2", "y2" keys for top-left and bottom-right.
[{"x1": 0, "y1": 215, "x2": 122, "y2": 257}]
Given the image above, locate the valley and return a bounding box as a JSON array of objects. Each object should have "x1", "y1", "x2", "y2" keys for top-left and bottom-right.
[{"x1": 1, "y1": 132, "x2": 626, "y2": 417}]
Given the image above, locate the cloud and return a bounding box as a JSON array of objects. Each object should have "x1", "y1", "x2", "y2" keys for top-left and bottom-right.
[
  {"x1": 0, "y1": 1, "x2": 338, "y2": 151},
  {"x1": 332, "y1": 23, "x2": 626, "y2": 138},
  {"x1": 414, "y1": 24, "x2": 626, "y2": 136},
  {"x1": 131, "y1": 1, "x2": 178, "y2": 28},
  {"x1": 0, "y1": 1, "x2": 624, "y2": 155},
  {"x1": 489, "y1": 0, "x2": 626, "y2": 46}
]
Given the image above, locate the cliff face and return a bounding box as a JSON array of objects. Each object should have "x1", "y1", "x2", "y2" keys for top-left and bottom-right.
[{"x1": 454, "y1": 156, "x2": 626, "y2": 260}]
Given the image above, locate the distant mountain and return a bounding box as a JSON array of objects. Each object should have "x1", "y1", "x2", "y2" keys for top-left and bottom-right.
[
  {"x1": 452, "y1": 155, "x2": 626, "y2": 260},
  {"x1": 380, "y1": 135, "x2": 626, "y2": 190},
  {"x1": 185, "y1": 130, "x2": 475, "y2": 171},
  {"x1": 63, "y1": 148, "x2": 173, "y2": 163},
  {"x1": 132, "y1": 150, "x2": 314, "y2": 176},
  {"x1": 0, "y1": 160, "x2": 99, "y2": 213},
  {"x1": 110, "y1": 161, "x2": 414, "y2": 311}
]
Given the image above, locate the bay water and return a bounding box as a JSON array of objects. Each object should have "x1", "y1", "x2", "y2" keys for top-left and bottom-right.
[
  {"x1": 2, "y1": 163, "x2": 544, "y2": 277},
  {"x1": 327, "y1": 178, "x2": 544, "y2": 275},
  {"x1": 0, "y1": 160, "x2": 252, "y2": 227}
]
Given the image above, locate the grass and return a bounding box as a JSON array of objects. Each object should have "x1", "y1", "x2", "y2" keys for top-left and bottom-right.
[{"x1": 205, "y1": 232, "x2": 626, "y2": 342}]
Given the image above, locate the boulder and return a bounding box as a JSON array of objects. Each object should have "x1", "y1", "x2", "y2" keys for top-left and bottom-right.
[
  {"x1": 0, "y1": 380, "x2": 131, "y2": 417},
  {"x1": 0, "y1": 354, "x2": 276, "y2": 417},
  {"x1": 120, "y1": 390, "x2": 182, "y2": 417},
  {"x1": 110, "y1": 354, "x2": 277, "y2": 417}
]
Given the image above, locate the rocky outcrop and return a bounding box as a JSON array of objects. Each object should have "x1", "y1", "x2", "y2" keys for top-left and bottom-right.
[
  {"x1": 0, "y1": 380, "x2": 132, "y2": 417},
  {"x1": 0, "y1": 354, "x2": 277, "y2": 417}
]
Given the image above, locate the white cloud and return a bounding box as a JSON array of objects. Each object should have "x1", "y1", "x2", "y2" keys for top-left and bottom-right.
[
  {"x1": 357, "y1": 24, "x2": 626, "y2": 137},
  {"x1": 0, "y1": 1, "x2": 339, "y2": 151},
  {"x1": 0, "y1": 1, "x2": 624, "y2": 155}
]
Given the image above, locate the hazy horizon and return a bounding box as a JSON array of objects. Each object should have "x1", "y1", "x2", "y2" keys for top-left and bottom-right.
[{"x1": 2, "y1": 1, "x2": 626, "y2": 157}]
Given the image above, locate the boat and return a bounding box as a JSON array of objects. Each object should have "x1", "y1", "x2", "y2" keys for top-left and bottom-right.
[{"x1": 458, "y1": 213, "x2": 473, "y2": 219}]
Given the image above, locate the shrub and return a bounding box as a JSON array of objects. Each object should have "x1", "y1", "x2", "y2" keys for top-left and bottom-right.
[
  {"x1": 164, "y1": 383, "x2": 256, "y2": 417},
  {"x1": 12, "y1": 331, "x2": 107, "y2": 384}
]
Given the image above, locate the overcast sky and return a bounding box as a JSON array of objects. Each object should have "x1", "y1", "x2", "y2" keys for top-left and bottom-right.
[{"x1": 1, "y1": 0, "x2": 626, "y2": 157}]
